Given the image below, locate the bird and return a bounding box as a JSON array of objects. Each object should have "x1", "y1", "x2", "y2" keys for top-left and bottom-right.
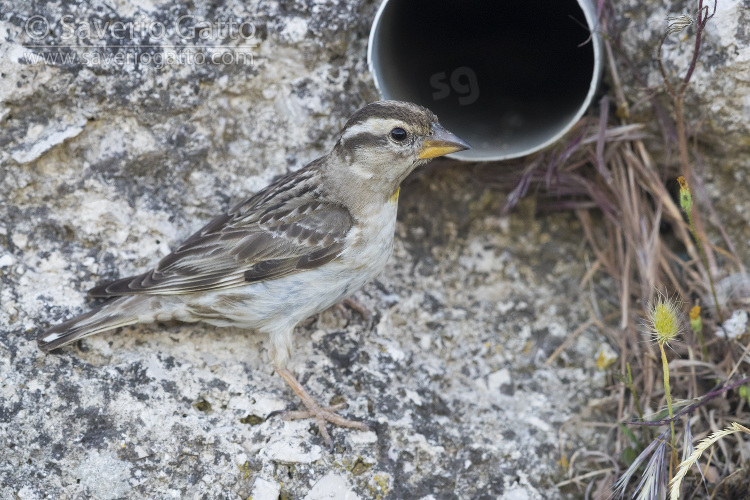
[{"x1": 38, "y1": 100, "x2": 470, "y2": 446}]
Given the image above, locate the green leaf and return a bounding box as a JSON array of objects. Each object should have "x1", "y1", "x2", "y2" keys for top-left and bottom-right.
[{"x1": 618, "y1": 423, "x2": 644, "y2": 451}]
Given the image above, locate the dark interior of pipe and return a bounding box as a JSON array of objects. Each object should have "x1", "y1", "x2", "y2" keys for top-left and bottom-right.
[{"x1": 371, "y1": 0, "x2": 596, "y2": 160}]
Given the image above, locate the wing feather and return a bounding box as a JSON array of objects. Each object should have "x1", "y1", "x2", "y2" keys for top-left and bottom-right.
[{"x1": 89, "y1": 167, "x2": 354, "y2": 297}]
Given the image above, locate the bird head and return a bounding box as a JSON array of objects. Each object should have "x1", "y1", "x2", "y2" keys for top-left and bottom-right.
[{"x1": 329, "y1": 101, "x2": 470, "y2": 200}]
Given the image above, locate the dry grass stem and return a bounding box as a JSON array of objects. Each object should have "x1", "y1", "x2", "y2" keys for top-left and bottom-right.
[
  {"x1": 669, "y1": 422, "x2": 750, "y2": 500},
  {"x1": 478, "y1": 1, "x2": 749, "y2": 496}
]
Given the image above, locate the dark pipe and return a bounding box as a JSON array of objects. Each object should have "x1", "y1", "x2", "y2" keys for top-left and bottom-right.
[{"x1": 368, "y1": 0, "x2": 602, "y2": 161}]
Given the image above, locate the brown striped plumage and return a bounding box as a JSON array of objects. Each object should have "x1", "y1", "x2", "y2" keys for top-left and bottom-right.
[
  {"x1": 87, "y1": 160, "x2": 353, "y2": 297},
  {"x1": 38, "y1": 100, "x2": 470, "y2": 447}
]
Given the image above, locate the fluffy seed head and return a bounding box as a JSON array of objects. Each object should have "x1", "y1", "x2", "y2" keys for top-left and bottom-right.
[
  {"x1": 647, "y1": 292, "x2": 683, "y2": 345},
  {"x1": 666, "y1": 14, "x2": 694, "y2": 35}
]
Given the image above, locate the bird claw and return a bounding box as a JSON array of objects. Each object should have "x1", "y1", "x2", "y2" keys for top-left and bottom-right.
[
  {"x1": 334, "y1": 297, "x2": 373, "y2": 325},
  {"x1": 266, "y1": 407, "x2": 292, "y2": 420},
  {"x1": 276, "y1": 401, "x2": 369, "y2": 449},
  {"x1": 273, "y1": 366, "x2": 370, "y2": 449},
  {"x1": 280, "y1": 402, "x2": 349, "y2": 419}
]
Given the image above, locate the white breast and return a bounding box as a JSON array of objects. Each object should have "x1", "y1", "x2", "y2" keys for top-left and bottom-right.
[{"x1": 188, "y1": 199, "x2": 399, "y2": 332}]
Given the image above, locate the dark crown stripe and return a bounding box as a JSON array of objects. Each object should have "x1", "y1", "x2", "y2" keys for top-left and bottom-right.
[{"x1": 343, "y1": 100, "x2": 437, "y2": 131}]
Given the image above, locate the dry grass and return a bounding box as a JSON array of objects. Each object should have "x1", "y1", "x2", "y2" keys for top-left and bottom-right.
[{"x1": 476, "y1": 0, "x2": 750, "y2": 497}]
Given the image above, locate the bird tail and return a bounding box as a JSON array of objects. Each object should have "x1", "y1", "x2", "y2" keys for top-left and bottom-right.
[{"x1": 38, "y1": 296, "x2": 145, "y2": 353}]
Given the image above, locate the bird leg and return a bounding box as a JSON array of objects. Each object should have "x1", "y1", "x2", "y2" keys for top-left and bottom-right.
[
  {"x1": 334, "y1": 297, "x2": 373, "y2": 323},
  {"x1": 273, "y1": 366, "x2": 369, "y2": 447}
]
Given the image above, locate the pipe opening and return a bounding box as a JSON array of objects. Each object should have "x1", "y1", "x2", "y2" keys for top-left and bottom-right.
[{"x1": 369, "y1": 0, "x2": 600, "y2": 161}]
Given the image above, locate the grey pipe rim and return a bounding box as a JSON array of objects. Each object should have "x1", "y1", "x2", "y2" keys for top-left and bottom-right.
[{"x1": 367, "y1": 0, "x2": 603, "y2": 162}]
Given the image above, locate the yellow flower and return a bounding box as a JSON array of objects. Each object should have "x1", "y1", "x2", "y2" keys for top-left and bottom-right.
[
  {"x1": 689, "y1": 305, "x2": 702, "y2": 334},
  {"x1": 595, "y1": 344, "x2": 618, "y2": 370},
  {"x1": 689, "y1": 305, "x2": 700, "y2": 320}
]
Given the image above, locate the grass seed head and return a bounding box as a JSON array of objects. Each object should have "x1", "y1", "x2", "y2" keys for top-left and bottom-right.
[
  {"x1": 666, "y1": 14, "x2": 694, "y2": 35},
  {"x1": 648, "y1": 293, "x2": 683, "y2": 345}
]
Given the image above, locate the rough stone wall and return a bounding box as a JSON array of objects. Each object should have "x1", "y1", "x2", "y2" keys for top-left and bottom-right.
[
  {"x1": 613, "y1": 0, "x2": 750, "y2": 156},
  {"x1": 611, "y1": 0, "x2": 750, "y2": 262},
  {"x1": 1, "y1": 0, "x2": 748, "y2": 498}
]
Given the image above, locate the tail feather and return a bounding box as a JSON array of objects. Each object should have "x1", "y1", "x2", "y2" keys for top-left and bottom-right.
[{"x1": 38, "y1": 297, "x2": 141, "y2": 353}]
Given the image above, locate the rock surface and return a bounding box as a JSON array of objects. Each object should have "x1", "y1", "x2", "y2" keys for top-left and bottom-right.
[
  {"x1": 613, "y1": 0, "x2": 750, "y2": 156},
  {"x1": 1, "y1": 0, "x2": 748, "y2": 499},
  {"x1": 612, "y1": 0, "x2": 750, "y2": 265}
]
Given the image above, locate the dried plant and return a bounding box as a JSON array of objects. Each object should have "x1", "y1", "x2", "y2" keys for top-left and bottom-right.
[
  {"x1": 669, "y1": 422, "x2": 750, "y2": 499},
  {"x1": 476, "y1": 0, "x2": 750, "y2": 497},
  {"x1": 646, "y1": 292, "x2": 683, "y2": 471},
  {"x1": 678, "y1": 176, "x2": 723, "y2": 324},
  {"x1": 612, "y1": 429, "x2": 670, "y2": 500}
]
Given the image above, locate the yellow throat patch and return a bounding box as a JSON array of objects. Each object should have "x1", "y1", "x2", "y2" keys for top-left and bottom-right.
[{"x1": 388, "y1": 188, "x2": 400, "y2": 203}]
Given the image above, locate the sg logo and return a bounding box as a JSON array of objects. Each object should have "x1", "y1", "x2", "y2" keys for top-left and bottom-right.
[{"x1": 430, "y1": 66, "x2": 480, "y2": 106}]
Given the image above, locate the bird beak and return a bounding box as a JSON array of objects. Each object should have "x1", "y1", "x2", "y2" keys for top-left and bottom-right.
[{"x1": 418, "y1": 124, "x2": 471, "y2": 159}]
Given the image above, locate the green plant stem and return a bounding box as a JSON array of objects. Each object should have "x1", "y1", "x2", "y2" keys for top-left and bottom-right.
[
  {"x1": 659, "y1": 342, "x2": 678, "y2": 474},
  {"x1": 625, "y1": 362, "x2": 650, "y2": 443},
  {"x1": 626, "y1": 363, "x2": 644, "y2": 421},
  {"x1": 695, "y1": 325, "x2": 708, "y2": 359},
  {"x1": 686, "y1": 208, "x2": 724, "y2": 326}
]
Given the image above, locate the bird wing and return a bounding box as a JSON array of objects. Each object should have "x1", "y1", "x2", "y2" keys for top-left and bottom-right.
[{"x1": 88, "y1": 168, "x2": 354, "y2": 297}]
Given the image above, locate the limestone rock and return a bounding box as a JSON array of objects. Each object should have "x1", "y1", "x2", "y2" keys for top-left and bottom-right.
[
  {"x1": 612, "y1": 0, "x2": 750, "y2": 157},
  {"x1": 5, "y1": 0, "x2": 714, "y2": 498}
]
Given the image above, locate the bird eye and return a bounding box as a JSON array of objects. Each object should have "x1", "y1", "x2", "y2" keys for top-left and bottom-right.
[{"x1": 390, "y1": 127, "x2": 407, "y2": 142}]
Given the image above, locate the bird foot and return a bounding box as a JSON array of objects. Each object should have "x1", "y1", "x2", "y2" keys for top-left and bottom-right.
[
  {"x1": 281, "y1": 402, "x2": 348, "y2": 420},
  {"x1": 274, "y1": 366, "x2": 369, "y2": 448},
  {"x1": 282, "y1": 402, "x2": 369, "y2": 447},
  {"x1": 334, "y1": 297, "x2": 373, "y2": 323}
]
